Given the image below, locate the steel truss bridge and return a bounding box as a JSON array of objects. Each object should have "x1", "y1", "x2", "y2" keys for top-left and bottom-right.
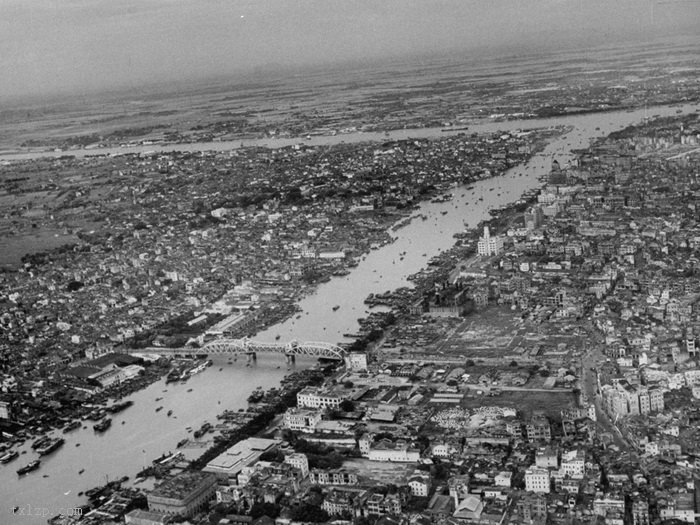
[{"x1": 143, "y1": 338, "x2": 346, "y2": 361}]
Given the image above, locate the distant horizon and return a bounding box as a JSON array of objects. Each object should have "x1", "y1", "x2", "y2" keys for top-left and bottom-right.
[
  {"x1": 1, "y1": 0, "x2": 698, "y2": 106},
  {"x1": 2, "y1": 30, "x2": 697, "y2": 110}
]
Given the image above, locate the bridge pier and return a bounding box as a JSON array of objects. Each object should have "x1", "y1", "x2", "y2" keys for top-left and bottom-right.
[
  {"x1": 246, "y1": 352, "x2": 257, "y2": 363},
  {"x1": 285, "y1": 354, "x2": 296, "y2": 365}
]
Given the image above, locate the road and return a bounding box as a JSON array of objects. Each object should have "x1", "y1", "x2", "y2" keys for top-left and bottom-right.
[{"x1": 579, "y1": 323, "x2": 629, "y2": 450}]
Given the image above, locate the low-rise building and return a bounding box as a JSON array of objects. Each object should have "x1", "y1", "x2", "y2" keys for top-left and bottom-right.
[
  {"x1": 283, "y1": 408, "x2": 322, "y2": 433},
  {"x1": 367, "y1": 439, "x2": 420, "y2": 462},
  {"x1": 296, "y1": 386, "x2": 343, "y2": 409},
  {"x1": 203, "y1": 437, "x2": 280, "y2": 480},
  {"x1": 147, "y1": 471, "x2": 217, "y2": 517}
]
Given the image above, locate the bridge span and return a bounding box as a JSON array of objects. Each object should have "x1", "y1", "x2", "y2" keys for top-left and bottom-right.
[{"x1": 138, "y1": 338, "x2": 346, "y2": 362}]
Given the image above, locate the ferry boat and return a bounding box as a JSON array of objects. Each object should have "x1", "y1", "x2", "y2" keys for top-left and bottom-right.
[
  {"x1": 17, "y1": 459, "x2": 41, "y2": 476},
  {"x1": 37, "y1": 437, "x2": 65, "y2": 456}
]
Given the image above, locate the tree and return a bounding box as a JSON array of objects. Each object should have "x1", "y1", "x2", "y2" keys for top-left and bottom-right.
[
  {"x1": 290, "y1": 504, "x2": 329, "y2": 523},
  {"x1": 249, "y1": 502, "x2": 280, "y2": 519},
  {"x1": 339, "y1": 399, "x2": 355, "y2": 412}
]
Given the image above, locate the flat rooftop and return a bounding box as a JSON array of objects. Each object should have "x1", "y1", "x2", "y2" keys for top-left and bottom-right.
[
  {"x1": 150, "y1": 470, "x2": 215, "y2": 500},
  {"x1": 203, "y1": 437, "x2": 280, "y2": 477}
]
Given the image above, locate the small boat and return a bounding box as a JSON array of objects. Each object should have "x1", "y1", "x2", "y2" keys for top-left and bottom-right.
[
  {"x1": 78, "y1": 469, "x2": 85, "y2": 475},
  {"x1": 332, "y1": 305, "x2": 340, "y2": 311},
  {"x1": 93, "y1": 418, "x2": 112, "y2": 432},
  {"x1": 17, "y1": 459, "x2": 41, "y2": 476},
  {"x1": 76, "y1": 443, "x2": 81, "y2": 447},
  {"x1": 167, "y1": 410, "x2": 173, "y2": 417},
  {"x1": 155, "y1": 406, "x2": 163, "y2": 412},
  {"x1": 62, "y1": 420, "x2": 81, "y2": 433},
  {"x1": 187, "y1": 388, "x2": 193, "y2": 393},
  {"x1": 275, "y1": 335, "x2": 281, "y2": 340},
  {"x1": 0, "y1": 450, "x2": 19, "y2": 464}
]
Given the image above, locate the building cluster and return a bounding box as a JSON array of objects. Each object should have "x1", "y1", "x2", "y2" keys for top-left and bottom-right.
[
  {"x1": 15, "y1": 115, "x2": 700, "y2": 524},
  {"x1": 0, "y1": 130, "x2": 549, "y2": 439}
]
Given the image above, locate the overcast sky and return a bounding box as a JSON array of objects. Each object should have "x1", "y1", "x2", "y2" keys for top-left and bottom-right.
[{"x1": 0, "y1": 0, "x2": 697, "y2": 101}]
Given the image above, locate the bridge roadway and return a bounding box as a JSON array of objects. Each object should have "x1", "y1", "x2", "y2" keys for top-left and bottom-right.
[{"x1": 137, "y1": 338, "x2": 347, "y2": 362}]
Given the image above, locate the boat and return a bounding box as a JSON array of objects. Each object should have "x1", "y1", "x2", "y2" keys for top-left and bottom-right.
[
  {"x1": 167, "y1": 410, "x2": 173, "y2": 417},
  {"x1": 0, "y1": 450, "x2": 19, "y2": 464},
  {"x1": 176, "y1": 439, "x2": 188, "y2": 448},
  {"x1": 332, "y1": 305, "x2": 340, "y2": 311},
  {"x1": 78, "y1": 469, "x2": 85, "y2": 475},
  {"x1": 63, "y1": 420, "x2": 81, "y2": 433},
  {"x1": 32, "y1": 436, "x2": 51, "y2": 450},
  {"x1": 93, "y1": 419, "x2": 112, "y2": 432},
  {"x1": 106, "y1": 400, "x2": 133, "y2": 414},
  {"x1": 17, "y1": 459, "x2": 41, "y2": 476},
  {"x1": 187, "y1": 388, "x2": 193, "y2": 393},
  {"x1": 275, "y1": 335, "x2": 281, "y2": 340},
  {"x1": 36, "y1": 437, "x2": 65, "y2": 456},
  {"x1": 247, "y1": 391, "x2": 264, "y2": 403}
]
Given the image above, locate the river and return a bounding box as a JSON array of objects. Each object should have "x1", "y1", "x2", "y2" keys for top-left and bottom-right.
[{"x1": 1, "y1": 102, "x2": 697, "y2": 523}]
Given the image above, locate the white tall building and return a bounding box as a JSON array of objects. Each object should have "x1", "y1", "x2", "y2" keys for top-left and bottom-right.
[
  {"x1": 561, "y1": 450, "x2": 586, "y2": 479},
  {"x1": 477, "y1": 226, "x2": 504, "y2": 256},
  {"x1": 525, "y1": 467, "x2": 550, "y2": 493},
  {"x1": 284, "y1": 453, "x2": 309, "y2": 478}
]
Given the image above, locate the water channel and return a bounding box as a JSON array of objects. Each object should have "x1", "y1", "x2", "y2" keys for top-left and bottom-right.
[{"x1": 1, "y1": 102, "x2": 698, "y2": 523}]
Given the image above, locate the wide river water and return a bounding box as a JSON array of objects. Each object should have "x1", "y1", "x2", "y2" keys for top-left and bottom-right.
[{"x1": 2, "y1": 103, "x2": 698, "y2": 523}]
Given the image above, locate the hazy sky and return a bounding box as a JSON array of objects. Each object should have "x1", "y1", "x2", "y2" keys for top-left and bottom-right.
[{"x1": 0, "y1": 0, "x2": 697, "y2": 101}]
